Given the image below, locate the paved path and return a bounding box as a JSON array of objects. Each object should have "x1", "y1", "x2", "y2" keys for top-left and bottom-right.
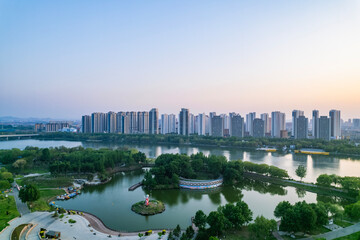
[
  {"x1": 9, "y1": 182, "x2": 30, "y2": 216},
  {"x1": 301, "y1": 222, "x2": 360, "y2": 240},
  {"x1": 0, "y1": 212, "x2": 169, "y2": 240}
]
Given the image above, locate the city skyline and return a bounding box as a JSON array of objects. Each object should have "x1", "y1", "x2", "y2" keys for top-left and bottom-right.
[{"x1": 1, "y1": 1, "x2": 360, "y2": 119}]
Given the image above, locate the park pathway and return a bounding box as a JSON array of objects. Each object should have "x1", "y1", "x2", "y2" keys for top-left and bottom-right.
[
  {"x1": 301, "y1": 222, "x2": 360, "y2": 240},
  {"x1": 10, "y1": 182, "x2": 30, "y2": 216}
]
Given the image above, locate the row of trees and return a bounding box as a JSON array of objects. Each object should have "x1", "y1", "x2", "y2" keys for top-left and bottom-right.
[
  {"x1": 243, "y1": 161, "x2": 289, "y2": 178},
  {"x1": 143, "y1": 153, "x2": 290, "y2": 189},
  {"x1": 37, "y1": 132, "x2": 360, "y2": 155},
  {"x1": 316, "y1": 174, "x2": 360, "y2": 195},
  {"x1": 0, "y1": 146, "x2": 146, "y2": 176},
  {"x1": 274, "y1": 201, "x2": 333, "y2": 233}
]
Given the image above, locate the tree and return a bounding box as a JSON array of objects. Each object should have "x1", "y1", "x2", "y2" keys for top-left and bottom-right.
[
  {"x1": 218, "y1": 201, "x2": 253, "y2": 230},
  {"x1": 207, "y1": 211, "x2": 225, "y2": 236},
  {"x1": 19, "y1": 184, "x2": 40, "y2": 202},
  {"x1": 0, "y1": 180, "x2": 11, "y2": 190},
  {"x1": 274, "y1": 201, "x2": 292, "y2": 218},
  {"x1": 295, "y1": 165, "x2": 307, "y2": 181},
  {"x1": 248, "y1": 216, "x2": 277, "y2": 240},
  {"x1": 185, "y1": 226, "x2": 194, "y2": 239},
  {"x1": 12, "y1": 159, "x2": 27, "y2": 171},
  {"x1": 316, "y1": 174, "x2": 332, "y2": 186},
  {"x1": 173, "y1": 224, "x2": 181, "y2": 238},
  {"x1": 41, "y1": 148, "x2": 51, "y2": 162},
  {"x1": 193, "y1": 210, "x2": 207, "y2": 230}
]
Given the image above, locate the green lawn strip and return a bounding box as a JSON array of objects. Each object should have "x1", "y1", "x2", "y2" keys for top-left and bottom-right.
[
  {"x1": 11, "y1": 224, "x2": 28, "y2": 240},
  {"x1": 29, "y1": 189, "x2": 65, "y2": 212},
  {"x1": 334, "y1": 219, "x2": 354, "y2": 228},
  {"x1": 0, "y1": 195, "x2": 20, "y2": 231},
  {"x1": 20, "y1": 176, "x2": 73, "y2": 188},
  {"x1": 281, "y1": 226, "x2": 330, "y2": 240},
  {"x1": 334, "y1": 231, "x2": 360, "y2": 240}
]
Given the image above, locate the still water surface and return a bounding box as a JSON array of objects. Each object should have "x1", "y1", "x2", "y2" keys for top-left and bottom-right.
[{"x1": 1, "y1": 139, "x2": 359, "y2": 231}]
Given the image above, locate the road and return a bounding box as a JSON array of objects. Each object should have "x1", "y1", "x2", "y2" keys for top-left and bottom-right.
[{"x1": 9, "y1": 182, "x2": 30, "y2": 216}]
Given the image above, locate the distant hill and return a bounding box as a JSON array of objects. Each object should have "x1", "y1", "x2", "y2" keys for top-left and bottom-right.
[{"x1": 0, "y1": 116, "x2": 77, "y2": 123}]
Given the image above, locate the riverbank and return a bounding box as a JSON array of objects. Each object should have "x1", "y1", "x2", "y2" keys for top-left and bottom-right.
[{"x1": 243, "y1": 172, "x2": 356, "y2": 201}]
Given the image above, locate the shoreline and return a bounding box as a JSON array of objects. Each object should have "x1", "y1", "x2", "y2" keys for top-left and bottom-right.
[{"x1": 22, "y1": 136, "x2": 360, "y2": 158}]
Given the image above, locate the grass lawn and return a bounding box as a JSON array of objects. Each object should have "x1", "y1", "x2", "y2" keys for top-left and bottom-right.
[
  {"x1": 334, "y1": 219, "x2": 354, "y2": 228},
  {"x1": 222, "y1": 227, "x2": 277, "y2": 240},
  {"x1": 20, "y1": 176, "x2": 73, "y2": 188},
  {"x1": 0, "y1": 195, "x2": 20, "y2": 231},
  {"x1": 334, "y1": 231, "x2": 360, "y2": 240},
  {"x1": 29, "y1": 189, "x2": 65, "y2": 212},
  {"x1": 11, "y1": 224, "x2": 27, "y2": 240}
]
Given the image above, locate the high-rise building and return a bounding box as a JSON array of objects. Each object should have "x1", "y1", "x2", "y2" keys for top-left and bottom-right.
[
  {"x1": 271, "y1": 111, "x2": 285, "y2": 138},
  {"x1": 91, "y1": 112, "x2": 106, "y2": 133},
  {"x1": 209, "y1": 112, "x2": 216, "y2": 135},
  {"x1": 223, "y1": 114, "x2": 230, "y2": 130},
  {"x1": 137, "y1": 111, "x2": 149, "y2": 134},
  {"x1": 189, "y1": 113, "x2": 195, "y2": 134},
  {"x1": 312, "y1": 110, "x2": 319, "y2": 138},
  {"x1": 353, "y1": 119, "x2": 360, "y2": 129},
  {"x1": 211, "y1": 115, "x2": 224, "y2": 137},
  {"x1": 329, "y1": 110, "x2": 341, "y2": 139},
  {"x1": 179, "y1": 108, "x2": 190, "y2": 135},
  {"x1": 82, "y1": 115, "x2": 91, "y2": 133},
  {"x1": 149, "y1": 108, "x2": 158, "y2": 134},
  {"x1": 246, "y1": 112, "x2": 256, "y2": 136},
  {"x1": 123, "y1": 113, "x2": 131, "y2": 134},
  {"x1": 318, "y1": 116, "x2": 331, "y2": 141},
  {"x1": 260, "y1": 113, "x2": 270, "y2": 134},
  {"x1": 107, "y1": 112, "x2": 117, "y2": 133},
  {"x1": 161, "y1": 114, "x2": 169, "y2": 134},
  {"x1": 295, "y1": 115, "x2": 308, "y2": 139},
  {"x1": 168, "y1": 114, "x2": 176, "y2": 133},
  {"x1": 197, "y1": 113, "x2": 206, "y2": 136},
  {"x1": 230, "y1": 114, "x2": 244, "y2": 138},
  {"x1": 116, "y1": 112, "x2": 125, "y2": 133},
  {"x1": 252, "y1": 118, "x2": 265, "y2": 138},
  {"x1": 292, "y1": 110, "x2": 304, "y2": 137}
]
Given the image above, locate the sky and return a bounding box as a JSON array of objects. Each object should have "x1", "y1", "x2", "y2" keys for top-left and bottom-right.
[{"x1": 1, "y1": 0, "x2": 360, "y2": 120}]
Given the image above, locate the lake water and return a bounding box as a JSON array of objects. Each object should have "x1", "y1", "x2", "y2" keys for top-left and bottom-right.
[
  {"x1": 0, "y1": 139, "x2": 359, "y2": 231},
  {"x1": 1, "y1": 139, "x2": 360, "y2": 182}
]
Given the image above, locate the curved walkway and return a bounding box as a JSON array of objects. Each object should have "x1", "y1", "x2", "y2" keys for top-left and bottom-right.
[{"x1": 0, "y1": 212, "x2": 169, "y2": 240}]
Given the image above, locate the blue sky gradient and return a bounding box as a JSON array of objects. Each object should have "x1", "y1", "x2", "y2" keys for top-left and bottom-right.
[{"x1": 1, "y1": 1, "x2": 360, "y2": 119}]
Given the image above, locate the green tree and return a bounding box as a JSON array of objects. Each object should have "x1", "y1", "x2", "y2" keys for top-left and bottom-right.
[
  {"x1": 218, "y1": 201, "x2": 253, "y2": 230},
  {"x1": 185, "y1": 226, "x2": 194, "y2": 239},
  {"x1": 0, "y1": 180, "x2": 11, "y2": 190},
  {"x1": 207, "y1": 211, "x2": 225, "y2": 236},
  {"x1": 41, "y1": 148, "x2": 51, "y2": 162},
  {"x1": 248, "y1": 215, "x2": 277, "y2": 240},
  {"x1": 316, "y1": 174, "x2": 332, "y2": 186},
  {"x1": 173, "y1": 224, "x2": 181, "y2": 238},
  {"x1": 295, "y1": 165, "x2": 307, "y2": 181},
  {"x1": 19, "y1": 184, "x2": 40, "y2": 202},
  {"x1": 193, "y1": 210, "x2": 207, "y2": 230},
  {"x1": 274, "y1": 201, "x2": 292, "y2": 218}
]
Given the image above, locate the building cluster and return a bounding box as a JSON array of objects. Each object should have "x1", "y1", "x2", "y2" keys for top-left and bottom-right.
[
  {"x1": 82, "y1": 109, "x2": 159, "y2": 134},
  {"x1": 81, "y1": 108, "x2": 346, "y2": 141},
  {"x1": 35, "y1": 122, "x2": 70, "y2": 132}
]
